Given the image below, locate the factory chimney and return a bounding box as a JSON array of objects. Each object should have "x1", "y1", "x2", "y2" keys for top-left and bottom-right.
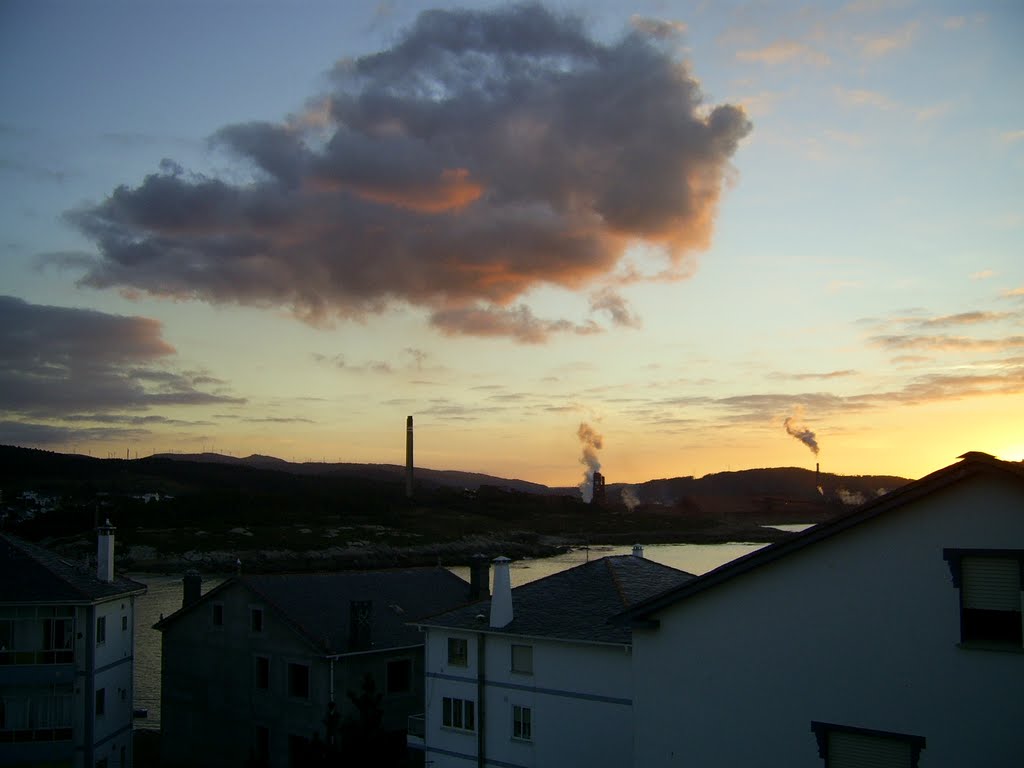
[
  {"x1": 591, "y1": 471, "x2": 606, "y2": 506},
  {"x1": 406, "y1": 415, "x2": 414, "y2": 499}
]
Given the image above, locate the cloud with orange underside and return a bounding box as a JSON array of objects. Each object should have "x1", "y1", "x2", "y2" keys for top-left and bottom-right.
[{"x1": 65, "y1": 4, "x2": 751, "y2": 342}]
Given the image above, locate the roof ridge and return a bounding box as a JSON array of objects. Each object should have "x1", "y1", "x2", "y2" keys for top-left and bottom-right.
[{"x1": 603, "y1": 557, "x2": 630, "y2": 609}]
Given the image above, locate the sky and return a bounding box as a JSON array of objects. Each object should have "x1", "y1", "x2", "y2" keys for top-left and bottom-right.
[{"x1": 1, "y1": 0, "x2": 1022, "y2": 492}]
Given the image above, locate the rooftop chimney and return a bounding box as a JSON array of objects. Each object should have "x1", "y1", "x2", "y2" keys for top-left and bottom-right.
[
  {"x1": 632, "y1": 544, "x2": 644, "y2": 559},
  {"x1": 183, "y1": 570, "x2": 202, "y2": 608},
  {"x1": 489, "y1": 557, "x2": 513, "y2": 628},
  {"x1": 97, "y1": 520, "x2": 115, "y2": 582},
  {"x1": 469, "y1": 554, "x2": 490, "y2": 600},
  {"x1": 349, "y1": 600, "x2": 373, "y2": 650},
  {"x1": 406, "y1": 415, "x2": 414, "y2": 499}
]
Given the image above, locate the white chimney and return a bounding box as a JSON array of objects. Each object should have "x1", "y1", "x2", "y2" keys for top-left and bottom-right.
[
  {"x1": 632, "y1": 544, "x2": 644, "y2": 559},
  {"x1": 489, "y1": 556, "x2": 513, "y2": 628},
  {"x1": 97, "y1": 520, "x2": 116, "y2": 582}
]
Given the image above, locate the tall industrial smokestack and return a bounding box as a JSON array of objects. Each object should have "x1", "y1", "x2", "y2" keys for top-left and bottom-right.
[{"x1": 405, "y1": 415, "x2": 414, "y2": 499}]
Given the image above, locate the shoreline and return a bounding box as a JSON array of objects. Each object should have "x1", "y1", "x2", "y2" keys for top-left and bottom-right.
[{"x1": 117, "y1": 525, "x2": 794, "y2": 575}]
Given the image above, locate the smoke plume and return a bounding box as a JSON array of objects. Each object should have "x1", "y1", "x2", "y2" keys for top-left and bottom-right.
[
  {"x1": 577, "y1": 422, "x2": 603, "y2": 502},
  {"x1": 621, "y1": 486, "x2": 640, "y2": 511},
  {"x1": 784, "y1": 408, "x2": 819, "y2": 455}
]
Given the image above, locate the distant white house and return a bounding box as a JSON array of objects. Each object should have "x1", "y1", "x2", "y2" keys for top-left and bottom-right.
[
  {"x1": 620, "y1": 451, "x2": 1024, "y2": 767},
  {"x1": 0, "y1": 525, "x2": 146, "y2": 768},
  {"x1": 415, "y1": 551, "x2": 693, "y2": 768}
]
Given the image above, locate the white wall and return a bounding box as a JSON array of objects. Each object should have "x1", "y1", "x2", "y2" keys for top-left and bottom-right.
[
  {"x1": 632, "y1": 473, "x2": 1024, "y2": 768},
  {"x1": 92, "y1": 596, "x2": 136, "y2": 765},
  {"x1": 424, "y1": 629, "x2": 635, "y2": 768}
]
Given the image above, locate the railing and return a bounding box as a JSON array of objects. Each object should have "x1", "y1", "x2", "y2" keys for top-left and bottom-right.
[
  {"x1": 0, "y1": 728, "x2": 73, "y2": 743},
  {"x1": 0, "y1": 650, "x2": 74, "y2": 666},
  {"x1": 407, "y1": 714, "x2": 425, "y2": 739}
]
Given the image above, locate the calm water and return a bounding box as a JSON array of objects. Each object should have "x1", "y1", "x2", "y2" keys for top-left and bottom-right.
[{"x1": 129, "y1": 538, "x2": 783, "y2": 729}]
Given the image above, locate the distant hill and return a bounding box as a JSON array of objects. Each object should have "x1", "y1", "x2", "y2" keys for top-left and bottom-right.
[
  {"x1": 0, "y1": 445, "x2": 909, "y2": 506},
  {"x1": 0, "y1": 444, "x2": 914, "y2": 572},
  {"x1": 150, "y1": 451, "x2": 554, "y2": 495}
]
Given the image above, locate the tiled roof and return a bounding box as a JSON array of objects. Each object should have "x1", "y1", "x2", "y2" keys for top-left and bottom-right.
[
  {"x1": 0, "y1": 534, "x2": 146, "y2": 603},
  {"x1": 617, "y1": 451, "x2": 1024, "y2": 623},
  {"x1": 157, "y1": 567, "x2": 472, "y2": 655},
  {"x1": 418, "y1": 555, "x2": 695, "y2": 645}
]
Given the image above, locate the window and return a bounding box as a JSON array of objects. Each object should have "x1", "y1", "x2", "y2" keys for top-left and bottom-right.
[
  {"x1": 511, "y1": 644, "x2": 533, "y2": 674},
  {"x1": 255, "y1": 656, "x2": 270, "y2": 690},
  {"x1": 121, "y1": 615, "x2": 128, "y2": 632},
  {"x1": 386, "y1": 658, "x2": 412, "y2": 694},
  {"x1": 944, "y1": 549, "x2": 1023, "y2": 647},
  {"x1": 213, "y1": 603, "x2": 224, "y2": 627},
  {"x1": 811, "y1": 721, "x2": 925, "y2": 768},
  {"x1": 251, "y1": 608, "x2": 264, "y2": 633},
  {"x1": 288, "y1": 734, "x2": 308, "y2": 768},
  {"x1": 96, "y1": 616, "x2": 106, "y2": 645},
  {"x1": 287, "y1": 663, "x2": 310, "y2": 699},
  {"x1": 95, "y1": 688, "x2": 105, "y2": 717},
  {"x1": 442, "y1": 696, "x2": 475, "y2": 731},
  {"x1": 42, "y1": 617, "x2": 73, "y2": 663},
  {"x1": 447, "y1": 637, "x2": 468, "y2": 666},
  {"x1": 512, "y1": 704, "x2": 532, "y2": 741},
  {"x1": 255, "y1": 725, "x2": 270, "y2": 765},
  {"x1": 0, "y1": 684, "x2": 73, "y2": 739}
]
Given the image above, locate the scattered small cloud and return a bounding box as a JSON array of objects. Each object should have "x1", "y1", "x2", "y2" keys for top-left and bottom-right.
[
  {"x1": 915, "y1": 101, "x2": 953, "y2": 121},
  {"x1": 970, "y1": 270, "x2": 994, "y2": 280},
  {"x1": 826, "y1": 279, "x2": 861, "y2": 294},
  {"x1": 771, "y1": 370, "x2": 858, "y2": 381},
  {"x1": 855, "y1": 21, "x2": 919, "y2": 57},
  {"x1": 1000, "y1": 130, "x2": 1024, "y2": 144},
  {"x1": 588, "y1": 289, "x2": 642, "y2": 329},
  {"x1": 835, "y1": 87, "x2": 897, "y2": 111},
  {"x1": 870, "y1": 334, "x2": 1024, "y2": 353},
  {"x1": 916, "y1": 311, "x2": 1011, "y2": 329},
  {"x1": 736, "y1": 41, "x2": 830, "y2": 67}
]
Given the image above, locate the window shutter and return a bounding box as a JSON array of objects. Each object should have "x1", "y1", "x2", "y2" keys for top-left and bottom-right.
[
  {"x1": 829, "y1": 731, "x2": 912, "y2": 768},
  {"x1": 962, "y1": 557, "x2": 1021, "y2": 611}
]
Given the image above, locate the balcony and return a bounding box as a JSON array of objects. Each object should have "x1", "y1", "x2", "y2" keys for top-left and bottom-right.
[
  {"x1": 0, "y1": 650, "x2": 74, "y2": 666},
  {"x1": 407, "y1": 713, "x2": 425, "y2": 749}
]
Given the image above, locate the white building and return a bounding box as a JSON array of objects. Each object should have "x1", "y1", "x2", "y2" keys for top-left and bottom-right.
[
  {"x1": 0, "y1": 525, "x2": 146, "y2": 768},
  {"x1": 620, "y1": 451, "x2": 1024, "y2": 767},
  {"x1": 415, "y1": 551, "x2": 693, "y2": 768}
]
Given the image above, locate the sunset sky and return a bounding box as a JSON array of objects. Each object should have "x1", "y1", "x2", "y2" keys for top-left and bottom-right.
[{"x1": 2, "y1": 0, "x2": 1022, "y2": 491}]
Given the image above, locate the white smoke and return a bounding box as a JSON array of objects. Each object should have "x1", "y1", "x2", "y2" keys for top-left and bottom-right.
[
  {"x1": 621, "y1": 486, "x2": 640, "y2": 511},
  {"x1": 577, "y1": 422, "x2": 603, "y2": 503},
  {"x1": 837, "y1": 488, "x2": 866, "y2": 506},
  {"x1": 784, "y1": 407, "x2": 819, "y2": 456}
]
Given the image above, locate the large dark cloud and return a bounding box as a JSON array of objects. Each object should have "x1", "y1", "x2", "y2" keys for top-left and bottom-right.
[
  {"x1": 0, "y1": 296, "x2": 243, "y2": 420},
  {"x1": 65, "y1": 3, "x2": 750, "y2": 340}
]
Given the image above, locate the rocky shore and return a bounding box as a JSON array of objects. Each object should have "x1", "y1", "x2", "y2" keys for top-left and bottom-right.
[{"x1": 100, "y1": 524, "x2": 794, "y2": 574}]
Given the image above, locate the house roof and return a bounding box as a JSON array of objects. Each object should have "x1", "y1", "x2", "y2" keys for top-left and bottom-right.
[
  {"x1": 0, "y1": 534, "x2": 147, "y2": 604},
  {"x1": 155, "y1": 567, "x2": 472, "y2": 656},
  {"x1": 616, "y1": 451, "x2": 1024, "y2": 625},
  {"x1": 417, "y1": 554, "x2": 695, "y2": 646}
]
